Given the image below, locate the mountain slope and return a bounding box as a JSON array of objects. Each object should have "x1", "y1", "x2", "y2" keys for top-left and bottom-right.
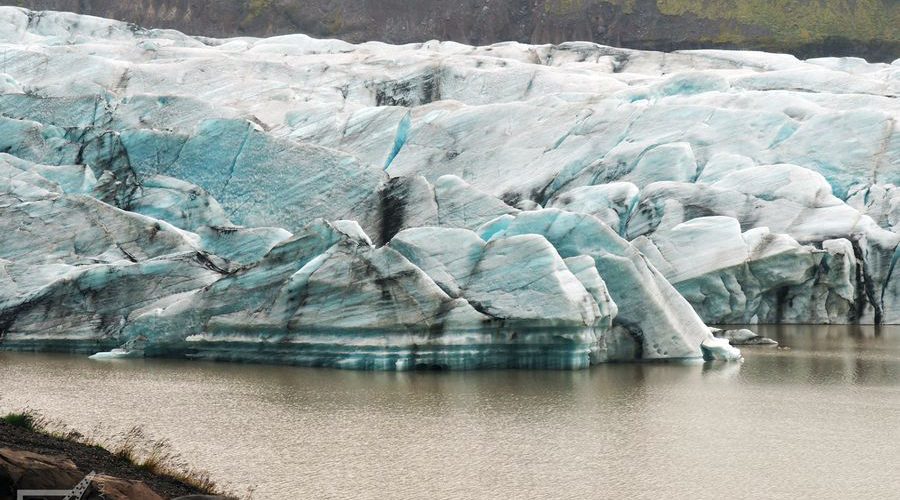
[{"x1": 7, "y1": 0, "x2": 900, "y2": 61}]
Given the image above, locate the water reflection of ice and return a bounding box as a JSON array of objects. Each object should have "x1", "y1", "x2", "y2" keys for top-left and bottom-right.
[
  {"x1": 0, "y1": 336, "x2": 898, "y2": 499},
  {"x1": 702, "y1": 359, "x2": 744, "y2": 379}
]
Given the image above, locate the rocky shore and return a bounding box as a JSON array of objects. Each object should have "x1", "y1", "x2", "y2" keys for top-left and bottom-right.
[{"x1": 0, "y1": 419, "x2": 228, "y2": 500}]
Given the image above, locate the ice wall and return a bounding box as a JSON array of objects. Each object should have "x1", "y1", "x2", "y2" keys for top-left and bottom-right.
[{"x1": 3, "y1": 8, "x2": 899, "y2": 367}]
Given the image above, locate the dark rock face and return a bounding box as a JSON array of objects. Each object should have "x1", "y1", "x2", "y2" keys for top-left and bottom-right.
[
  {"x1": 0, "y1": 421, "x2": 209, "y2": 499},
  {"x1": 7, "y1": 0, "x2": 900, "y2": 61},
  {"x1": 0, "y1": 448, "x2": 167, "y2": 500},
  {"x1": 0, "y1": 447, "x2": 83, "y2": 495}
]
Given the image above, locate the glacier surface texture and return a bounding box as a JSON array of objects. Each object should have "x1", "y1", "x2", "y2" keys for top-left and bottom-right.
[{"x1": 2, "y1": 8, "x2": 900, "y2": 368}]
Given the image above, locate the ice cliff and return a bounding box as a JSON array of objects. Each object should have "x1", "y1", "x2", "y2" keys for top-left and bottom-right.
[{"x1": 2, "y1": 8, "x2": 899, "y2": 368}]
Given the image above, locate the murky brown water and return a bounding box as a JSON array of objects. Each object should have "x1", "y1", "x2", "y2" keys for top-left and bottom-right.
[{"x1": 1, "y1": 325, "x2": 899, "y2": 499}]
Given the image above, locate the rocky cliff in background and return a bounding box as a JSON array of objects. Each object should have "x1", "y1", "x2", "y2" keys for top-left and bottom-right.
[{"x1": 7, "y1": 0, "x2": 900, "y2": 62}]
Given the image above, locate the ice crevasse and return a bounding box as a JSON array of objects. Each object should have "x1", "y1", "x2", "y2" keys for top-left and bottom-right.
[{"x1": 4, "y1": 8, "x2": 899, "y2": 368}]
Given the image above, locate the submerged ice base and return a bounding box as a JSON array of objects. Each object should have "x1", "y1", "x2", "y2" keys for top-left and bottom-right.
[{"x1": 180, "y1": 328, "x2": 604, "y2": 370}]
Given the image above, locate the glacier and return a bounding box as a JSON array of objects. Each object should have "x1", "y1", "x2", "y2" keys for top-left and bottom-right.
[{"x1": 1, "y1": 8, "x2": 899, "y2": 369}]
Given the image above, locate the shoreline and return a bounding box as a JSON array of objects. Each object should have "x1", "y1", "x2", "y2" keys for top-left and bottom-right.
[{"x1": 0, "y1": 416, "x2": 227, "y2": 499}]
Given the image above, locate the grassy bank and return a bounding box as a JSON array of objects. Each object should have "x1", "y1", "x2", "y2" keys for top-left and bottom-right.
[{"x1": 0, "y1": 409, "x2": 241, "y2": 498}]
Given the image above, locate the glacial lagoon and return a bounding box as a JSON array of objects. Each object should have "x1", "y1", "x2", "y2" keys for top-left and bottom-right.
[{"x1": 2, "y1": 325, "x2": 898, "y2": 499}]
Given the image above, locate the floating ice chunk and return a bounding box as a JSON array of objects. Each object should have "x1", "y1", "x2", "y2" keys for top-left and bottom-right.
[
  {"x1": 700, "y1": 337, "x2": 743, "y2": 361},
  {"x1": 89, "y1": 337, "x2": 147, "y2": 360},
  {"x1": 710, "y1": 327, "x2": 777, "y2": 346},
  {"x1": 88, "y1": 349, "x2": 142, "y2": 360}
]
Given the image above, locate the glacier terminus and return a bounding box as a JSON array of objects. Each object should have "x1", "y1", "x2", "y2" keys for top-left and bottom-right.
[{"x1": 2, "y1": 8, "x2": 900, "y2": 369}]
